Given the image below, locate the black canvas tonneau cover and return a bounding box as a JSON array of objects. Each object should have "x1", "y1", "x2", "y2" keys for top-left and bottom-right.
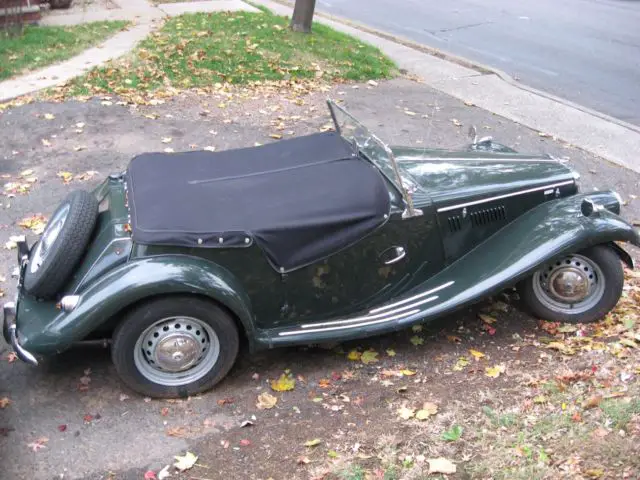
[{"x1": 127, "y1": 132, "x2": 390, "y2": 272}]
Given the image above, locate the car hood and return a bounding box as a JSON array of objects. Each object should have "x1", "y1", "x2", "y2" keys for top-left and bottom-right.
[{"x1": 391, "y1": 147, "x2": 576, "y2": 207}]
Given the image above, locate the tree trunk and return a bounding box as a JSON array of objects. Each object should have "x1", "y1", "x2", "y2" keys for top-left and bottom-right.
[{"x1": 290, "y1": 0, "x2": 316, "y2": 33}]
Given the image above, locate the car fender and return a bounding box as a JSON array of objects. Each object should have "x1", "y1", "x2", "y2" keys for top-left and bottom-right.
[
  {"x1": 18, "y1": 255, "x2": 255, "y2": 354},
  {"x1": 399, "y1": 191, "x2": 639, "y2": 323}
]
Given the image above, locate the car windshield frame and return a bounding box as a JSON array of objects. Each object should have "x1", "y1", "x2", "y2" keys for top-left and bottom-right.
[{"x1": 327, "y1": 100, "x2": 420, "y2": 218}]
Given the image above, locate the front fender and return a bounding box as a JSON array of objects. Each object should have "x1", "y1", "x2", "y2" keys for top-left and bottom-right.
[
  {"x1": 397, "y1": 191, "x2": 639, "y2": 323},
  {"x1": 17, "y1": 255, "x2": 255, "y2": 354}
]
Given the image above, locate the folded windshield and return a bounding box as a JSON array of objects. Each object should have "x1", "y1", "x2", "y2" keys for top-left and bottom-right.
[{"x1": 327, "y1": 100, "x2": 420, "y2": 216}]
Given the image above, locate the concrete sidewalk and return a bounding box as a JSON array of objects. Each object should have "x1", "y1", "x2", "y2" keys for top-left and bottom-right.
[{"x1": 251, "y1": 0, "x2": 640, "y2": 174}]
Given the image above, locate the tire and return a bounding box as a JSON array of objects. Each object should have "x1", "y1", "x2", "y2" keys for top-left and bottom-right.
[
  {"x1": 50, "y1": 0, "x2": 73, "y2": 9},
  {"x1": 23, "y1": 190, "x2": 99, "y2": 299},
  {"x1": 518, "y1": 245, "x2": 623, "y2": 324},
  {"x1": 111, "y1": 296, "x2": 239, "y2": 398}
]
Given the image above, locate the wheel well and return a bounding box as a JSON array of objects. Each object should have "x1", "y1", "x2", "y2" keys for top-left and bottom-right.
[
  {"x1": 99, "y1": 293, "x2": 250, "y2": 346},
  {"x1": 608, "y1": 242, "x2": 635, "y2": 269}
]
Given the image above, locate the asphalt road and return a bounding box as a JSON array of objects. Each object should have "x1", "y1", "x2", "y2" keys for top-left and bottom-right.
[{"x1": 317, "y1": 0, "x2": 640, "y2": 126}]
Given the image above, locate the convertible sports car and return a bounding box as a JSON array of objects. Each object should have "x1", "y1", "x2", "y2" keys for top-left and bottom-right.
[{"x1": 3, "y1": 101, "x2": 639, "y2": 398}]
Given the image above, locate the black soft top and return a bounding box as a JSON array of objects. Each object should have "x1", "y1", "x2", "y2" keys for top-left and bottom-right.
[{"x1": 127, "y1": 132, "x2": 390, "y2": 272}]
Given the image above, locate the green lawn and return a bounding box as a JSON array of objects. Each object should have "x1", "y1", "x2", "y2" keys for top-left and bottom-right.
[
  {"x1": 0, "y1": 21, "x2": 128, "y2": 81},
  {"x1": 67, "y1": 10, "x2": 396, "y2": 96}
]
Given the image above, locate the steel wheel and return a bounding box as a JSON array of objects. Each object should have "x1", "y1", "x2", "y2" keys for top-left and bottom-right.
[
  {"x1": 133, "y1": 316, "x2": 221, "y2": 387},
  {"x1": 531, "y1": 254, "x2": 605, "y2": 314},
  {"x1": 519, "y1": 245, "x2": 624, "y2": 324}
]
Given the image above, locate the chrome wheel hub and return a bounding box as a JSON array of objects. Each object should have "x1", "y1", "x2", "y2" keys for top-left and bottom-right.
[
  {"x1": 30, "y1": 204, "x2": 69, "y2": 274},
  {"x1": 154, "y1": 332, "x2": 201, "y2": 372},
  {"x1": 532, "y1": 254, "x2": 605, "y2": 314},
  {"x1": 134, "y1": 316, "x2": 220, "y2": 386},
  {"x1": 547, "y1": 266, "x2": 591, "y2": 303}
]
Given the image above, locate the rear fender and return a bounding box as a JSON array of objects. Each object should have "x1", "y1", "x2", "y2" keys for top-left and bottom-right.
[{"x1": 17, "y1": 255, "x2": 255, "y2": 354}]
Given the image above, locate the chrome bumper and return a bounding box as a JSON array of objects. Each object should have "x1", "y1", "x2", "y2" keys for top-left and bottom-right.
[
  {"x1": 2, "y1": 302, "x2": 38, "y2": 365},
  {"x1": 3, "y1": 236, "x2": 39, "y2": 366}
]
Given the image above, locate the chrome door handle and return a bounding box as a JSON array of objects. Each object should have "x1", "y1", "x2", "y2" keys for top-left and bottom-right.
[{"x1": 384, "y1": 246, "x2": 406, "y2": 265}]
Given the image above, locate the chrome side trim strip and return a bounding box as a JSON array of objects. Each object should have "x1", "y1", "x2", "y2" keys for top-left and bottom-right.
[
  {"x1": 279, "y1": 309, "x2": 421, "y2": 337},
  {"x1": 397, "y1": 156, "x2": 560, "y2": 163},
  {"x1": 301, "y1": 295, "x2": 439, "y2": 329},
  {"x1": 437, "y1": 180, "x2": 575, "y2": 213},
  {"x1": 370, "y1": 281, "x2": 454, "y2": 314}
]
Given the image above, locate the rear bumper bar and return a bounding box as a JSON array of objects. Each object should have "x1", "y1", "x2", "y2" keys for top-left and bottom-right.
[{"x1": 2, "y1": 302, "x2": 38, "y2": 366}]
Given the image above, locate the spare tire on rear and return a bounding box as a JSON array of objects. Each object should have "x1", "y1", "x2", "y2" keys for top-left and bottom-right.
[{"x1": 23, "y1": 190, "x2": 99, "y2": 299}]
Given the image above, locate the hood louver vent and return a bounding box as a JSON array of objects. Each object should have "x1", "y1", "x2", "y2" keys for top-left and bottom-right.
[
  {"x1": 470, "y1": 206, "x2": 506, "y2": 226},
  {"x1": 448, "y1": 215, "x2": 462, "y2": 232}
]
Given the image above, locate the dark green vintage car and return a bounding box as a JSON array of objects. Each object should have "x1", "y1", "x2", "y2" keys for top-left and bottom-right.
[{"x1": 3, "y1": 101, "x2": 639, "y2": 398}]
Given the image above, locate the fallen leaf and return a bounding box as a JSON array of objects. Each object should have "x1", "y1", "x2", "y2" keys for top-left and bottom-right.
[
  {"x1": 453, "y1": 356, "x2": 469, "y2": 371},
  {"x1": 361, "y1": 349, "x2": 379, "y2": 364},
  {"x1": 239, "y1": 439, "x2": 251, "y2": 446},
  {"x1": 27, "y1": 437, "x2": 48, "y2": 452},
  {"x1": 269, "y1": 134, "x2": 282, "y2": 139},
  {"x1": 397, "y1": 405, "x2": 415, "y2": 420},
  {"x1": 157, "y1": 465, "x2": 171, "y2": 480},
  {"x1": 256, "y1": 392, "x2": 278, "y2": 410},
  {"x1": 6, "y1": 352, "x2": 17, "y2": 363},
  {"x1": 404, "y1": 110, "x2": 416, "y2": 116},
  {"x1": 386, "y1": 348, "x2": 396, "y2": 357},
  {"x1": 73, "y1": 146, "x2": 87, "y2": 152},
  {"x1": 538, "y1": 132, "x2": 551, "y2": 138},
  {"x1": 161, "y1": 137, "x2": 172, "y2": 144},
  {"x1": 447, "y1": 335, "x2": 462, "y2": 343},
  {"x1": 400, "y1": 369, "x2": 416, "y2": 376},
  {"x1": 18, "y1": 215, "x2": 47, "y2": 235},
  {"x1": 297, "y1": 456, "x2": 310, "y2": 464},
  {"x1": 478, "y1": 313, "x2": 497, "y2": 324},
  {"x1": 0, "y1": 397, "x2": 10, "y2": 408},
  {"x1": 347, "y1": 349, "x2": 361, "y2": 361},
  {"x1": 547, "y1": 341, "x2": 576, "y2": 355},
  {"x1": 57, "y1": 424, "x2": 67, "y2": 432},
  {"x1": 410, "y1": 335, "x2": 424, "y2": 346},
  {"x1": 416, "y1": 402, "x2": 438, "y2": 420},
  {"x1": 164, "y1": 148, "x2": 175, "y2": 153},
  {"x1": 19, "y1": 169, "x2": 34, "y2": 177},
  {"x1": 173, "y1": 452, "x2": 198, "y2": 471},
  {"x1": 57, "y1": 171, "x2": 73, "y2": 184},
  {"x1": 271, "y1": 372, "x2": 295, "y2": 392},
  {"x1": 41, "y1": 138, "x2": 51, "y2": 147},
  {"x1": 304, "y1": 438, "x2": 322, "y2": 447},
  {"x1": 204, "y1": 146, "x2": 216, "y2": 152},
  {"x1": 43, "y1": 113, "x2": 55, "y2": 120},
  {"x1": 144, "y1": 471, "x2": 157, "y2": 480},
  {"x1": 451, "y1": 119, "x2": 462, "y2": 127},
  {"x1": 485, "y1": 364, "x2": 505, "y2": 378},
  {"x1": 428, "y1": 457, "x2": 456, "y2": 474},
  {"x1": 469, "y1": 349, "x2": 485, "y2": 360},
  {"x1": 583, "y1": 395, "x2": 603, "y2": 409},
  {"x1": 464, "y1": 100, "x2": 475, "y2": 107},
  {"x1": 367, "y1": 80, "x2": 378, "y2": 87}
]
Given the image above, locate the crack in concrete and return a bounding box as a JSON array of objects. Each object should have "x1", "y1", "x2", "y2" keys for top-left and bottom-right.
[{"x1": 427, "y1": 21, "x2": 493, "y2": 34}]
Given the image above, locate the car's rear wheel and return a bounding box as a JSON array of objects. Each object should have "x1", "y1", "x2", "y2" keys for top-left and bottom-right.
[
  {"x1": 518, "y1": 245, "x2": 623, "y2": 324},
  {"x1": 111, "y1": 296, "x2": 239, "y2": 398},
  {"x1": 23, "y1": 190, "x2": 98, "y2": 299}
]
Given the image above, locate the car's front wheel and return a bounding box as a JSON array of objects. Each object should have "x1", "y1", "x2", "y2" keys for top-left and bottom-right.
[
  {"x1": 518, "y1": 245, "x2": 623, "y2": 324},
  {"x1": 111, "y1": 297, "x2": 239, "y2": 398}
]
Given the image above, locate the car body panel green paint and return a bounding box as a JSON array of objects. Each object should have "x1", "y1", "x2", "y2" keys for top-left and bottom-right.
[
  {"x1": 10, "y1": 145, "x2": 639, "y2": 357},
  {"x1": 16, "y1": 256, "x2": 255, "y2": 354}
]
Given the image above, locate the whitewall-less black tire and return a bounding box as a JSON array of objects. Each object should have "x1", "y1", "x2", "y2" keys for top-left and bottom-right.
[
  {"x1": 518, "y1": 245, "x2": 623, "y2": 324},
  {"x1": 111, "y1": 296, "x2": 239, "y2": 398}
]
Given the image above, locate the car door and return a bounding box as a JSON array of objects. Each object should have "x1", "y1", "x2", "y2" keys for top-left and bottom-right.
[{"x1": 278, "y1": 203, "x2": 445, "y2": 326}]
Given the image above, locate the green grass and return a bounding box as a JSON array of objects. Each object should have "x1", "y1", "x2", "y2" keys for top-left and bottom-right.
[
  {"x1": 0, "y1": 21, "x2": 128, "y2": 81},
  {"x1": 67, "y1": 10, "x2": 396, "y2": 96},
  {"x1": 600, "y1": 398, "x2": 640, "y2": 430}
]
